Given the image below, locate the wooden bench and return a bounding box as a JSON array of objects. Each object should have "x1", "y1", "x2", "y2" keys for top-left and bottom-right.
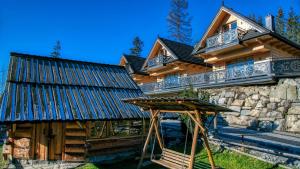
[{"x1": 152, "y1": 148, "x2": 191, "y2": 169}]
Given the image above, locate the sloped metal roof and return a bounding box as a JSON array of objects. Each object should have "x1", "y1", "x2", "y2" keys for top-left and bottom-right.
[{"x1": 0, "y1": 53, "x2": 151, "y2": 123}]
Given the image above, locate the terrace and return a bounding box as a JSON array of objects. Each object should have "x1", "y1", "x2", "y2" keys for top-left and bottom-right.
[
  {"x1": 139, "y1": 58, "x2": 300, "y2": 95},
  {"x1": 205, "y1": 28, "x2": 239, "y2": 53}
]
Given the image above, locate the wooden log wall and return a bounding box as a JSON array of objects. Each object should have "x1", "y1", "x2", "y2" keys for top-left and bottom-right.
[
  {"x1": 3, "y1": 120, "x2": 147, "y2": 162},
  {"x1": 63, "y1": 122, "x2": 86, "y2": 161}
]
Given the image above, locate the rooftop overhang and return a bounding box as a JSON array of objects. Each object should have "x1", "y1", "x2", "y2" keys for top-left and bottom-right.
[
  {"x1": 197, "y1": 34, "x2": 300, "y2": 64},
  {"x1": 146, "y1": 61, "x2": 209, "y2": 77},
  {"x1": 123, "y1": 97, "x2": 234, "y2": 113},
  {"x1": 200, "y1": 44, "x2": 269, "y2": 64}
]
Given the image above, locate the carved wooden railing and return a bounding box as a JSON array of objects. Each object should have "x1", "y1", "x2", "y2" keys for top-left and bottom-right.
[
  {"x1": 139, "y1": 58, "x2": 300, "y2": 93},
  {"x1": 147, "y1": 55, "x2": 168, "y2": 68},
  {"x1": 206, "y1": 29, "x2": 239, "y2": 52}
]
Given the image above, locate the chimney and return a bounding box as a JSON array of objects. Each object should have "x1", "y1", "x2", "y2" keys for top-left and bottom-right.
[{"x1": 265, "y1": 14, "x2": 274, "y2": 31}]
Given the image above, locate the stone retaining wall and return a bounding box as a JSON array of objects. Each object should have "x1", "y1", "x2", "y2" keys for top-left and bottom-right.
[{"x1": 200, "y1": 78, "x2": 300, "y2": 133}]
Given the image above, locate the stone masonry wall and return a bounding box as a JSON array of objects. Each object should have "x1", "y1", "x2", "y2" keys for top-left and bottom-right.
[{"x1": 201, "y1": 78, "x2": 300, "y2": 133}]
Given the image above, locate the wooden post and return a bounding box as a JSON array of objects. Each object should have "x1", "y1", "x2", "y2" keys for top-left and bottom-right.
[
  {"x1": 137, "y1": 109, "x2": 157, "y2": 169},
  {"x1": 153, "y1": 115, "x2": 164, "y2": 149},
  {"x1": 189, "y1": 113, "x2": 199, "y2": 169},
  {"x1": 197, "y1": 113, "x2": 216, "y2": 169}
]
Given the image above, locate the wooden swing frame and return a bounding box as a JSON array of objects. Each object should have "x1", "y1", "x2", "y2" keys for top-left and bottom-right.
[
  {"x1": 123, "y1": 98, "x2": 234, "y2": 169},
  {"x1": 139, "y1": 109, "x2": 215, "y2": 169}
]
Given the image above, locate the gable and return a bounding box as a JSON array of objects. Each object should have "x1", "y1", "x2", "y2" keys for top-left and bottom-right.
[
  {"x1": 142, "y1": 39, "x2": 177, "y2": 70},
  {"x1": 195, "y1": 6, "x2": 268, "y2": 49}
]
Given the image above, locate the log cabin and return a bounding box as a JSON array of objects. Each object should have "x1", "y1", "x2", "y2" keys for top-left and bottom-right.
[{"x1": 0, "y1": 52, "x2": 151, "y2": 163}]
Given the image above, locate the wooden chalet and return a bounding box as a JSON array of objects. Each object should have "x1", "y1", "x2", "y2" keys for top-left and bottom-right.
[
  {"x1": 0, "y1": 52, "x2": 151, "y2": 162},
  {"x1": 129, "y1": 37, "x2": 212, "y2": 96},
  {"x1": 131, "y1": 6, "x2": 300, "y2": 96},
  {"x1": 119, "y1": 54, "x2": 152, "y2": 84},
  {"x1": 192, "y1": 6, "x2": 300, "y2": 88}
]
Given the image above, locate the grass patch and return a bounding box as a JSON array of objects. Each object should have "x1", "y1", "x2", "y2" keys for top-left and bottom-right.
[{"x1": 78, "y1": 145, "x2": 284, "y2": 169}]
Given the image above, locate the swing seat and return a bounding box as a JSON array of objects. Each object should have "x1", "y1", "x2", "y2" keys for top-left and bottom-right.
[{"x1": 152, "y1": 148, "x2": 191, "y2": 169}]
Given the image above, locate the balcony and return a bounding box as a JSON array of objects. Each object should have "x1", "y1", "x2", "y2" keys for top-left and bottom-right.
[
  {"x1": 147, "y1": 55, "x2": 168, "y2": 70},
  {"x1": 139, "y1": 58, "x2": 300, "y2": 95},
  {"x1": 206, "y1": 29, "x2": 239, "y2": 53}
]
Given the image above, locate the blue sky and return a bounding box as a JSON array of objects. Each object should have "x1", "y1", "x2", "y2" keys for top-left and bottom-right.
[{"x1": 0, "y1": 0, "x2": 299, "y2": 70}]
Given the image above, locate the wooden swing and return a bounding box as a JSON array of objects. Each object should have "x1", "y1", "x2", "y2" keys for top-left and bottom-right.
[{"x1": 123, "y1": 98, "x2": 233, "y2": 169}]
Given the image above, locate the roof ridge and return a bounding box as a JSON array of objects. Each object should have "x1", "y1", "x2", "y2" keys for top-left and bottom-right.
[
  {"x1": 158, "y1": 37, "x2": 193, "y2": 48},
  {"x1": 11, "y1": 52, "x2": 123, "y2": 68}
]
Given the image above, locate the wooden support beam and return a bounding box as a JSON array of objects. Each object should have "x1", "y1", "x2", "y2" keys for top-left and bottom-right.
[
  {"x1": 153, "y1": 111, "x2": 164, "y2": 150},
  {"x1": 189, "y1": 113, "x2": 199, "y2": 169},
  {"x1": 137, "y1": 110, "x2": 157, "y2": 169},
  {"x1": 197, "y1": 113, "x2": 216, "y2": 169},
  {"x1": 186, "y1": 111, "x2": 206, "y2": 132}
]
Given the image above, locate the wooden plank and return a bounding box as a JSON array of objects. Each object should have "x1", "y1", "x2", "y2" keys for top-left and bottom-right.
[
  {"x1": 198, "y1": 113, "x2": 216, "y2": 169},
  {"x1": 62, "y1": 122, "x2": 66, "y2": 161},
  {"x1": 17, "y1": 123, "x2": 33, "y2": 128},
  {"x1": 88, "y1": 139, "x2": 142, "y2": 151},
  {"x1": 39, "y1": 122, "x2": 48, "y2": 160},
  {"x1": 30, "y1": 123, "x2": 36, "y2": 159},
  {"x1": 49, "y1": 122, "x2": 55, "y2": 160},
  {"x1": 55, "y1": 122, "x2": 63, "y2": 159},
  {"x1": 65, "y1": 147, "x2": 85, "y2": 153},
  {"x1": 137, "y1": 109, "x2": 157, "y2": 169},
  {"x1": 65, "y1": 130, "x2": 86, "y2": 137},
  {"x1": 163, "y1": 151, "x2": 190, "y2": 162},
  {"x1": 152, "y1": 159, "x2": 188, "y2": 169},
  {"x1": 35, "y1": 123, "x2": 41, "y2": 160},
  {"x1": 14, "y1": 129, "x2": 32, "y2": 138},
  {"x1": 65, "y1": 139, "x2": 85, "y2": 145},
  {"x1": 64, "y1": 153, "x2": 85, "y2": 161},
  {"x1": 87, "y1": 146, "x2": 137, "y2": 156},
  {"x1": 163, "y1": 148, "x2": 191, "y2": 158},
  {"x1": 66, "y1": 122, "x2": 86, "y2": 129},
  {"x1": 162, "y1": 152, "x2": 190, "y2": 166},
  {"x1": 189, "y1": 112, "x2": 200, "y2": 169}
]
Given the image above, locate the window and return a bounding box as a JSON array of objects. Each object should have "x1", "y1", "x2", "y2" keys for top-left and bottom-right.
[
  {"x1": 230, "y1": 21, "x2": 237, "y2": 30},
  {"x1": 222, "y1": 21, "x2": 237, "y2": 32}
]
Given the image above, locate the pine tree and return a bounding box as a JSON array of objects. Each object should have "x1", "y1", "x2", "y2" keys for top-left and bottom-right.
[
  {"x1": 297, "y1": 14, "x2": 300, "y2": 44},
  {"x1": 51, "y1": 41, "x2": 61, "y2": 58},
  {"x1": 167, "y1": 0, "x2": 192, "y2": 44},
  {"x1": 287, "y1": 7, "x2": 298, "y2": 42},
  {"x1": 275, "y1": 7, "x2": 285, "y2": 36},
  {"x1": 130, "y1": 36, "x2": 144, "y2": 56}
]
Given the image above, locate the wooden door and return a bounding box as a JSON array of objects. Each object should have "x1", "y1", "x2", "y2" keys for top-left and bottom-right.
[
  {"x1": 49, "y1": 122, "x2": 63, "y2": 160},
  {"x1": 34, "y1": 122, "x2": 64, "y2": 161}
]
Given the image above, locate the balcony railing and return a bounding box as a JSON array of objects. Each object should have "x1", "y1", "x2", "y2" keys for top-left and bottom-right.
[
  {"x1": 147, "y1": 55, "x2": 168, "y2": 68},
  {"x1": 206, "y1": 29, "x2": 239, "y2": 52},
  {"x1": 139, "y1": 58, "x2": 300, "y2": 94}
]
